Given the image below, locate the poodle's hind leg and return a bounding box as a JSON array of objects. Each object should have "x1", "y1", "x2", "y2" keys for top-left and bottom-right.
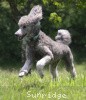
[
  {"x1": 49, "y1": 62, "x2": 59, "y2": 80},
  {"x1": 64, "y1": 51, "x2": 77, "y2": 79},
  {"x1": 36, "y1": 55, "x2": 52, "y2": 78}
]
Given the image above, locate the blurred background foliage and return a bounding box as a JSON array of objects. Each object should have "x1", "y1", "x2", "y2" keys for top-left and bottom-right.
[{"x1": 0, "y1": 0, "x2": 86, "y2": 63}]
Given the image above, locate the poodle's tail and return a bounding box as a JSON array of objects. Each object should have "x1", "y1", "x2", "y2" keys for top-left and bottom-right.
[{"x1": 55, "y1": 29, "x2": 71, "y2": 45}]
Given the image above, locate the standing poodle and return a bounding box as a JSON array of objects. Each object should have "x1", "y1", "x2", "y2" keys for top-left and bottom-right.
[{"x1": 15, "y1": 5, "x2": 77, "y2": 79}]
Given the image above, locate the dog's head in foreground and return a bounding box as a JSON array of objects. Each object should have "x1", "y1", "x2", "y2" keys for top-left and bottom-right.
[
  {"x1": 15, "y1": 5, "x2": 77, "y2": 79},
  {"x1": 15, "y1": 5, "x2": 42, "y2": 40}
]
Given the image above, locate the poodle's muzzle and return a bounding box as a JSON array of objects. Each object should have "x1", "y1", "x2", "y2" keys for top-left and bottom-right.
[{"x1": 15, "y1": 29, "x2": 27, "y2": 40}]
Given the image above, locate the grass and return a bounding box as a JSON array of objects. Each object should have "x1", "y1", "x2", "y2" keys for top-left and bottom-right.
[{"x1": 0, "y1": 62, "x2": 86, "y2": 100}]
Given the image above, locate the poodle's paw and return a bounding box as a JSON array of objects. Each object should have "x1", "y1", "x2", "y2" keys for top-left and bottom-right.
[
  {"x1": 19, "y1": 72, "x2": 26, "y2": 77},
  {"x1": 19, "y1": 70, "x2": 28, "y2": 77}
]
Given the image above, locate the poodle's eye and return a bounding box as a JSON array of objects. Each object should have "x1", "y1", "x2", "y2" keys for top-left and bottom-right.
[{"x1": 23, "y1": 26, "x2": 26, "y2": 29}]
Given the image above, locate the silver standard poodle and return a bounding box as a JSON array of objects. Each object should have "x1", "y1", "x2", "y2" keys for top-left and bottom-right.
[{"x1": 15, "y1": 5, "x2": 77, "y2": 80}]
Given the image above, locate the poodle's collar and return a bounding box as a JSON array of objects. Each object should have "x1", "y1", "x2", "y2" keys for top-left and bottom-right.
[
  {"x1": 29, "y1": 29, "x2": 40, "y2": 42},
  {"x1": 30, "y1": 34, "x2": 39, "y2": 42}
]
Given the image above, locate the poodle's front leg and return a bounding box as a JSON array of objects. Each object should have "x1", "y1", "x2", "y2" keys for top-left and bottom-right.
[
  {"x1": 43, "y1": 46, "x2": 54, "y2": 59},
  {"x1": 38, "y1": 45, "x2": 54, "y2": 59},
  {"x1": 19, "y1": 45, "x2": 34, "y2": 77},
  {"x1": 36, "y1": 55, "x2": 52, "y2": 78},
  {"x1": 19, "y1": 59, "x2": 32, "y2": 77}
]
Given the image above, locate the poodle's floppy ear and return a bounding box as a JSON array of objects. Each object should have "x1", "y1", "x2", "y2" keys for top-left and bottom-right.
[{"x1": 28, "y1": 5, "x2": 42, "y2": 24}]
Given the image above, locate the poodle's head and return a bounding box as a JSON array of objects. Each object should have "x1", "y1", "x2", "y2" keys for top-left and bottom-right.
[
  {"x1": 15, "y1": 5, "x2": 42, "y2": 40},
  {"x1": 55, "y1": 29, "x2": 71, "y2": 45}
]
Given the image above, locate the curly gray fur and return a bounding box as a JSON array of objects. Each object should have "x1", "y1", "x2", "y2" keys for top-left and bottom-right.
[
  {"x1": 18, "y1": 5, "x2": 42, "y2": 26},
  {"x1": 15, "y1": 5, "x2": 77, "y2": 80}
]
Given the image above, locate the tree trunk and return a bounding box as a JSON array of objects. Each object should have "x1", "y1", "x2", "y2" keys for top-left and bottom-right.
[{"x1": 6, "y1": 0, "x2": 20, "y2": 22}]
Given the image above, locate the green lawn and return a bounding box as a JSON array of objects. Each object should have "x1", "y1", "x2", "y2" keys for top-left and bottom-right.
[{"x1": 0, "y1": 63, "x2": 86, "y2": 100}]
